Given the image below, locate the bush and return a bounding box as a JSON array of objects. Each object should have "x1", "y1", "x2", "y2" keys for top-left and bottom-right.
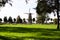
[
  {"x1": 36, "y1": 15, "x2": 46, "y2": 24},
  {"x1": 23, "y1": 18, "x2": 27, "y2": 24},
  {"x1": 14, "y1": 18, "x2": 16, "y2": 23},
  {"x1": 8, "y1": 16, "x2": 13, "y2": 23},
  {"x1": 16, "y1": 16, "x2": 22, "y2": 23},
  {"x1": 0, "y1": 18, "x2": 2, "y2": 23},
  {"x1": 53, "y1": 18, "x2": 58, "y2": 24},
  {"x1": 4, "y1": 16, "x2": 7, "y2": 23},
  {"x1": 33, "y1": 18, "x2": 35, "y2": 22}
]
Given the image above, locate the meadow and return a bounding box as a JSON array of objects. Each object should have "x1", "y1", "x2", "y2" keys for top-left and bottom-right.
[{"x1": 0, "y1": 24, "x2": 60, "y2": 40}]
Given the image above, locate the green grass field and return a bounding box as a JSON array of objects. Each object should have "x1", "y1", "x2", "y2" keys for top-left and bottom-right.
[{"x1": 0, "y1": 24, "x2": 60, "y2": 40}]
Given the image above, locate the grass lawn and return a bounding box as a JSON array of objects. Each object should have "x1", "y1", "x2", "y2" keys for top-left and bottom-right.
[{"x1": 0, "y1": 24, "x2": 59, "y2": 40}]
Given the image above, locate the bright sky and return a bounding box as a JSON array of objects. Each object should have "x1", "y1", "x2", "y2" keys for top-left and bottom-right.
[
  {"x1": 0, "y1": 0, "x2": 57, "y2": 20},
  {"x1": 0, "y1": 0, "x2": 37, "y2": 19}
]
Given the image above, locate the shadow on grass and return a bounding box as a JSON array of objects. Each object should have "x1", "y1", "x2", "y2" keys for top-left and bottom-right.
[
  {"x1": 0, "y1": 27, "x2": 58, "y2": 33},
  {"x1": 0, "y1": 27, "x2": 60, "y2": 36},
  {"x1": 0, "y1": 36, "x2": 60, "y2": 40},
  {"x1": 0, "y1": 27, "x2": 60, "y2": 40}
]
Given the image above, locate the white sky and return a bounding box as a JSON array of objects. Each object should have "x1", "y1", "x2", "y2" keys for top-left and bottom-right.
[
  {"x1": 0, "y1": 0, "x2": 57, "y2": 20},
  {"x1": 0, "y1": 0, "x2": 37, "y2": 19}
]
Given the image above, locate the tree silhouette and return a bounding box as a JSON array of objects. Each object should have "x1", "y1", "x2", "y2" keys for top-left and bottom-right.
[
  {"x1": 14, "y1": 18, "x2": 16, "y2": 23},
  {"x1": 36, "y1": 0, "x2": 47, "y2": 24},
  {"x1": 23, "y1": 18, "x2": 27, "y2": 24},
  {"x1": 36, "y1": 0, "x2": 60, "y2": 29},
  {"x1": 51, "y1": 18, "x2": 53, "y2": 21},
  {"x1": 33, "y1": 18, "x2": 35, "y2": 22},
  {"x1": 0, "y1": 18, "x2": 2, "y2": 23},
  {"x1": 0, "y1": 0, "x2": 12, "y2": 7},
  {"x1": 54, "y1": 18, "x2": 58, "y2": 24},
  {"x1": 4, "y1": 16, "x2": 7, "y2": 23},
  {"x1": 8, "y1": 16, "x2": 13, "y2": 23},
  {"x1": 36, "y1": 16, "x2": 42, "y2": 24},
  {"x1": 16, "y1": 16, "x2": 22, "y2": 23},
  {"x1": 36, "y1": 15, "x2": 45, "y2": 24},
  {"x1": 25, "y1": 0, "x2": 30, "y2": 4}
]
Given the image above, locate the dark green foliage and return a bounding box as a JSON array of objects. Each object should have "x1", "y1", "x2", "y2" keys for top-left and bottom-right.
[
  {"x1": 36, "y1": 16, "x2": 42, "y2": 24},
  {"x1": 4, "y1": 16, "x2": 7, "y2": 23},
  {"x1": 17, "y1": 16, "x2": 22, "y2": 23},
  {"x1": 8, "y1": 16, "x2": 13, "y2": 23},
  {"x1": 28, "y1": 13, "x2": 32, "y2": 24},
  {"x1": 13, "y1": 18, "x2": 16, "y2": 23},
  {"x1": 53, "y1": 18, "x2": 58, "y2": 24},
  {"x1": 51, "y1": 18, "x2": 53, "y2": 21},
  {"x1": 36, "y1": 0, "x2": 59, "y2": 20},
  {"x1": 36, "y1": 0, "x2": 47, "y2": 15},
  {"x1": 36, "y1": 0, "x2": 47, "y2": 24},
  {"x1": 23, "y1": 18, "x2": 27, "y2": 24},
  {"x1": 0, "y1": 0, "x2": 12, "y2": 7},
  {"x1": 47, "y1": 18, "x2": 50, "y2": 21},
  {"x1": 32, "y1": 18, "x2": 35, "y2": 22},
  {"x1": 0, "y1": 18, "x2": 2, "y2": 23},
  {"x1": 36, "y1": 15, "x2": 45, "y2": 24}
]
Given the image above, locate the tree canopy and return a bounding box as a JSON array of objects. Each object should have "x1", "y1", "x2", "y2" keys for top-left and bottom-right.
[
  {"x1": 36, "y1": 0, "x2": 60, "y2": 29},
  {"x1": 0, "y1": 0, "x2": 12, "y2": 7}
]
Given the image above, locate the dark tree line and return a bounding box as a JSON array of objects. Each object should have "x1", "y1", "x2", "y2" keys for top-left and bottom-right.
[
  {"x1": 0, "y1": 15, "x2": 58, "y2": 24},
  {"x1": 0, "y1": 15, "x2": 36, "y2": 24}
]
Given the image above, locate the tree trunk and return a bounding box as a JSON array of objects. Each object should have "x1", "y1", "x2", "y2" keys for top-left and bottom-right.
[{"x1": 56, "y1": 0, "x2": 59, "y2": 29}]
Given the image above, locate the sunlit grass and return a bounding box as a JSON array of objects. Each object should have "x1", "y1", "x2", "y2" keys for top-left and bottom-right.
[
  {"x1": 0, "y1": 24, "x2": 57, "y2": 29},
  {"x1": 0, "y1": 24, "x2": 59, "y2": 40}
]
